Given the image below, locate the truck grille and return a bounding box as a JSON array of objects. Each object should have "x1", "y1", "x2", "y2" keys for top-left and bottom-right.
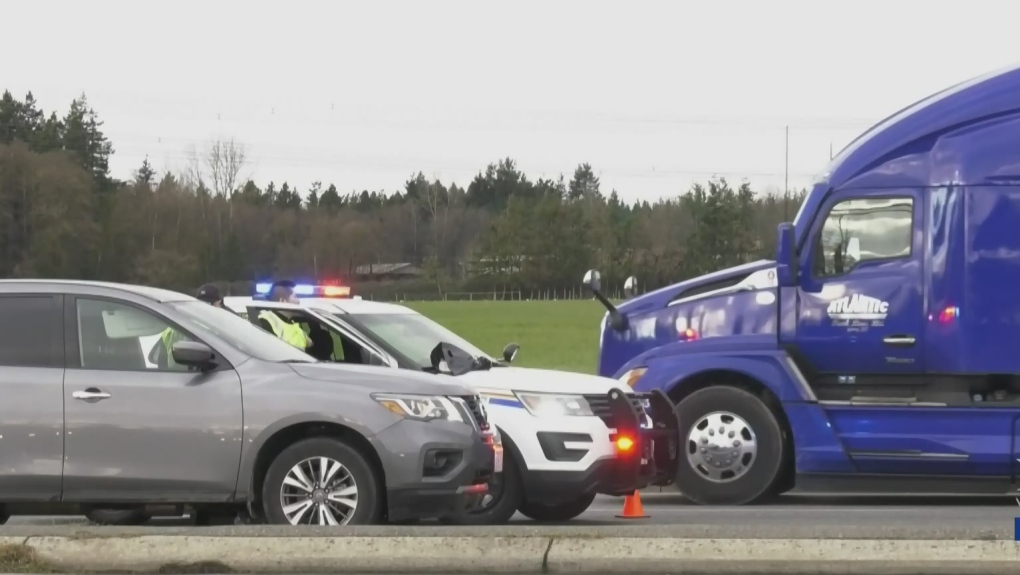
[
  {"x1": 457, "y1": 395, "x2": 490, "y2": 432},
  {"x1": 582, "y1": 393, "x2": 645, "y2": 428}
]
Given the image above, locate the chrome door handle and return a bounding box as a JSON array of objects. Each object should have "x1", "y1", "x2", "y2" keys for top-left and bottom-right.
[
  {"x1": 883, "y1": 335, "x2": 915, "y2": 347},
  {"x1": 72, "y1": 390, "x2": 111, "y2": 400}
]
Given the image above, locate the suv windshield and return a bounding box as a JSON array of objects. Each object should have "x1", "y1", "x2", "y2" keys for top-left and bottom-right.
[
  {"x1": 342, "y1": 312, "x2": 496, "y2": 369},
  {"x1": 172, "y1": 301, "x2": 316, "y2": 363}
]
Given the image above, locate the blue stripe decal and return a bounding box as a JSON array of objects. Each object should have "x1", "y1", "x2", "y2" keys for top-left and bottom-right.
[{"x1": 488, "y1": 398, "x2": 524, "y2": 409}]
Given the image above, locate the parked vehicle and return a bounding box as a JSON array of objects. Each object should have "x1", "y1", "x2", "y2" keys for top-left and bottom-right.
[
  {"x1": 584, "y1": 63, "x2": 1020, "y2": 505},
  {"x1": 0, "y1": 280, "x2": 495, "y2": 526},
  {"x1": 222, "y1": 292, "x2": 679, "y2": 524}
]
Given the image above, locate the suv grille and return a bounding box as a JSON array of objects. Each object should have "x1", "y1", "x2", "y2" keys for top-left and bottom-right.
[
  {"x1": 582, "y1": 393, "x2": 644, "y2": 428},
  {"x1": 458, "y1": 395, "x2": 490, "y2": 432}
]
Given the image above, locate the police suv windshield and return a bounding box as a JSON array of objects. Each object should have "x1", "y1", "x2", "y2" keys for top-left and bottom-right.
[
  {"x1": 341, "y1": 312, "x2": 496, "y2": 369},
  {"x1": 172, "y1": 301, "x2": 316, "y2": 363}
]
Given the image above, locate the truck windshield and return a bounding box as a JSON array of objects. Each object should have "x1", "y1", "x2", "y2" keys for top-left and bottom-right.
[
  {"x1": 341, "y1": 312, "x2": 496, "y2": 369},
  {"x1": 172, "y1": 301, "x2": 316, "y2": 363}
]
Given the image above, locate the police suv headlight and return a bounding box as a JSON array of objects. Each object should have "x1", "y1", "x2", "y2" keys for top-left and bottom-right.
[
  {"x1": 618, "y1": 367, "x2": 648, "y2": 389},
  {"x1": 372, "y1": 393, "x2": 464, "y2": 422},
  {"x1": 514, "y1": 391, "x2": 594, "y2": 417}
]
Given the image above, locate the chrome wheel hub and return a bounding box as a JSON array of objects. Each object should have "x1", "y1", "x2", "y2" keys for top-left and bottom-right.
[
  {"x1": 686, "y1": 411, "x2": 757, "y2": 483},
  {"x1": 280, "y1": 456, "x2": 358, "y2": 525}
]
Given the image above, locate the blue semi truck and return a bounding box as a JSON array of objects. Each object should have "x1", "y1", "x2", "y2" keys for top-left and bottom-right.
[{"x1": 584, "y1": 63, "x2": 1020, "y2": 505}]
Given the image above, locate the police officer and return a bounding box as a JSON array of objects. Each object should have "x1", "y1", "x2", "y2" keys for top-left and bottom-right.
[
  {"x1": 258, "y1": 280, "x2": 312, "y2": 350},
  {"x1": 155, "y1": 283, "x2": 223, "y2": 368}
]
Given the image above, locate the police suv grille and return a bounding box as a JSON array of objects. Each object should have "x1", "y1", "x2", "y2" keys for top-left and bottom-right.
[
  {"x1": 582, "y1": 393, "x2": 644, "y2": 428},
  {"x1": 459, "y1": 395, "x2": 490, "y2": 431}
]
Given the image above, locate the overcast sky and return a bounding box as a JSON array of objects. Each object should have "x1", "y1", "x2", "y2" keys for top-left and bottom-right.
[{"x1": 3, "y1": 0, "x2": 1017, "y2": 202}]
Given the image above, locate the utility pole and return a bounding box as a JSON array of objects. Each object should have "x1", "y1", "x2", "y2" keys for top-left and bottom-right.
[{"x1": 783, "y1": 125, "x2": 790, "y2": 220}]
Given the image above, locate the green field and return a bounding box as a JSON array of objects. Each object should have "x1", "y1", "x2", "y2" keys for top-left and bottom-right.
[{"x1": 404, "y1": 300, "x2": 605, "y2": 374}]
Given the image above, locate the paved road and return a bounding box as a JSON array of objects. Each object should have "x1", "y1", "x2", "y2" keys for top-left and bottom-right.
[{"x1": 7, "y1": 491, "x2": 1020, "y2": 530}]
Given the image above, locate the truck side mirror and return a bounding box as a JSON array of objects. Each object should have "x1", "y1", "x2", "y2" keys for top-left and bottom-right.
[
  {"x1": 775, "y1": 223, "x2": 798, "y2": 287},
  {"x1": 582, "y1": 269, "x2": 629, "y2": 331},
  {"x1": 623, "y1": 276, "x2": 638, "y2": 298}
]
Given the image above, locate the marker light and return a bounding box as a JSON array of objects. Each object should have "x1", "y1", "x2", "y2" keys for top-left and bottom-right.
[
  {"x1": 615, "y1": 435, "x2": 635, "y2": 453},
  {"x1": 937, "y1": 306, "x2": 960, "y2": 324}
]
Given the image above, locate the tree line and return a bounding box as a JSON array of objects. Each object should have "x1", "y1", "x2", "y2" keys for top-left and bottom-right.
[{"x1": 0, "y1": 90, "x2": 808, "y2": 300}]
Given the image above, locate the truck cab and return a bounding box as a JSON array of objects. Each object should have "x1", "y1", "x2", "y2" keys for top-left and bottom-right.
[{"x1": 589, "y1": 63, "x2": 1020, "y2": 505}]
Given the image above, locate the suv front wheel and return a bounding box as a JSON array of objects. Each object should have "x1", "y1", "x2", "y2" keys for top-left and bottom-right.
[{"x1": 262, "y1": 437, "x2": 380, "y2": 526}]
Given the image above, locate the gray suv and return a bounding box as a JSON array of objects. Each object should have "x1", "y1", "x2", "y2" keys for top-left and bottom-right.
[{"x1": 0, "y1": 280, "x2": 495, "y2": 525}]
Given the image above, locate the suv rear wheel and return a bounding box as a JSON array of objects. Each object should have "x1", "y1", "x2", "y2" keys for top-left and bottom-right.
[{"x1": 262, "y1": 437, "x2": 380, "y2": 526}]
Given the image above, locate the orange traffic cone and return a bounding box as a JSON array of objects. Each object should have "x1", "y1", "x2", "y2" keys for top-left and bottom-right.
[{"x1": 615, "y1": 490, "x2": 649, "y2": 519}]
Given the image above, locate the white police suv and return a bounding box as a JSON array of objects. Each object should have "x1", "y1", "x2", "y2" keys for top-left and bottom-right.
[{"x1": 224, "y1": 288, "x2": 679, "y2": 524}]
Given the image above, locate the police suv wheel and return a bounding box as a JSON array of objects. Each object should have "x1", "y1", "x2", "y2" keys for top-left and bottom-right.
[
  {"x1": 85, "y1": 508, "x2": 151, "y2": 526},
  {"x1": 675, "y1": 386, "x2": 785, "y2": 505},
  {"x1": 262, "y1": 437, "x2": 381, "y2": 526},
  {"x1": 518, "y1": 493, "x2": 596, "y2": 522},
  {"x1": 439, "y1": 438, "x2": 523, "y2": 525}
]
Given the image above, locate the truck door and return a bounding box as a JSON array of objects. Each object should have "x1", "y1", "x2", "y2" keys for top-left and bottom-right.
[
  {"x1": 794, "y1": 189, "x2": 923, "y2": 375},
  {"x1": 793, "y1": 188, "x2": 976, "y2": 476}
]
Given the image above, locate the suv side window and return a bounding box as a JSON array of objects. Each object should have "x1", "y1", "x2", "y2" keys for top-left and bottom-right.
[
  {"x1": 0, "y1": 295, "x2": 62, "y2": 368},
  {"x1": 75, "y1": 298, "x2": 195, "y2": 372},
  {"x1": 813, "y1": 196, "x2": 913, "y2": 277}
]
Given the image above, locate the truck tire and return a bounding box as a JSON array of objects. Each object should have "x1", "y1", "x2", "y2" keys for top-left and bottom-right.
[
  {"x1": 517, "y1": 493, "x2": 596, "y2": 522},
  {"x1": 675, "y1": 385, "x2": 785, "y2": 505},
  {"x1": 439, "y1": 439, "x2": 524, "y2": 525},
  {"x1": 85, "y1": 508, "x2": 151, "y2": 525},
  {"x1": 261, "y1": 437, "x2": 381, "y2": 526}
]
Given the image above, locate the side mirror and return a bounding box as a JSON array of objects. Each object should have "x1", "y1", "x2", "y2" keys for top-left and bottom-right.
[
  {"x1": 623, "y1": 276, "x2": 638, "y2": 298},
  {"x1": 582, "y1": 269, "x2": 629, "y2": 331},
  {"x1": 172, "y1": 341, "x2": 218, "y2": 370},
  {"x1": 775, "y1": 223, "x2": 798, "y2": 287},
  {"x1": 430, "y1": 342, "x2": 476, "y2": 376},
  {"x1": 502, "y1": 343, "x2": 520, "y2": 363}
]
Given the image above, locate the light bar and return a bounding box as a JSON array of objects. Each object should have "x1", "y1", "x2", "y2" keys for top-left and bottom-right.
[{"x1": 253, "y1": 282, "x2": 351, "y2": 298}]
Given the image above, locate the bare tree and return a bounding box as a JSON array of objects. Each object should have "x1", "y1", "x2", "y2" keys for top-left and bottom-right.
[
  {"x1": 206, "y1": 138, "x2": 248, "y2": 229},
  {"x1": 182, "y1": 143, "x2": 204, "y2": 192}
]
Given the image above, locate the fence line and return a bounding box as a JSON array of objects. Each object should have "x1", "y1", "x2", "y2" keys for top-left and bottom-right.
[{"x1": 361, "y1": 288, "x2": 625, "y2": 302}]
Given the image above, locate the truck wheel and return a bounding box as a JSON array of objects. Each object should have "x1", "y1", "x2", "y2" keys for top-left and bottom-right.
[
  {"x1": 675, "y1": 386, "x2": 785, "y2": 505},
  {"x1": 439, "y1": 440, "x2": 524, "y2": 525},
  {"x1": 518, "y1": 493, "x2": 596, "y2": 522},
  {"x1": 262, "y1": 437, "x2": 381, "y2": 526},
  {"x1": 85, "y1": 508, "x2": 151, "y2": 525}
]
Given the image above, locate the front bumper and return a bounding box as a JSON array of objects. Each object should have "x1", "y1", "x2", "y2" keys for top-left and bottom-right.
[
  {"x1": 376, "y1": 419, "x2": 496, "y2": 523},
  {"x1": 583, "y1": 388, "x2": 679, "y2": 495},
  {"x1": 519, "y1": 389, "x2": 679, "y2": 503}
]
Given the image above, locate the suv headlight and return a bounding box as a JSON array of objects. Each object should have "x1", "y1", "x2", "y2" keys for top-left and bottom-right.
[
  {"x1": 372, "y1": 394, "x2": 464, "y2": 422},
  {"x1": 514, "y1": 391, "x2": 593, "y2": 417}
]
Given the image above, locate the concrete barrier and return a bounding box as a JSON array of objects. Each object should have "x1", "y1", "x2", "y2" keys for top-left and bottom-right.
[{"x1": 1, "y1": 525, "x2": 1018, "y2": 574}]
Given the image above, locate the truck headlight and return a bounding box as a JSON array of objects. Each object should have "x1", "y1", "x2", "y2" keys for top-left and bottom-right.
[
  {"x1": 618, "y1": 367, "x2": 648, "y2": 389},
  {"x1": 514, "y1": 391, "x2": 594, "y2": 417},
  {"x1": 372, "y1": 394, "x2": 464, "y2": 422}
]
